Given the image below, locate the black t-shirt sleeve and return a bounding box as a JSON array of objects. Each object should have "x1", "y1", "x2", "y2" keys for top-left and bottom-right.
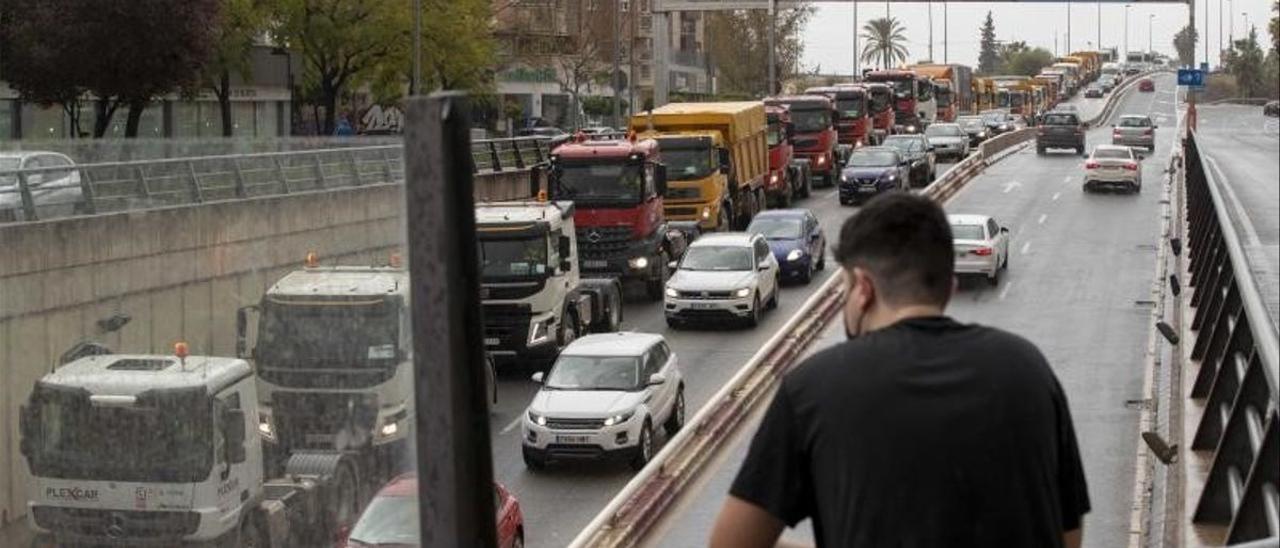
[
  {"x1": 1053, "y1": 378, "x2": 1091, "y2": 530},
  {"x1": 728, "y1": 383, "x2": 814, "y2": 527}
]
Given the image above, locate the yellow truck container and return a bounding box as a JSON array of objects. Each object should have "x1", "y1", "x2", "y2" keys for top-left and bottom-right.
[
  {"x1": 1068, "y1": 51, "x2": 1102, "y2": 81},
  {"x1": 973, "y1": 77, "x2": 998, "y2": 112},
  {"x1": 630, "y1": 102, "x2": 769, "y2": 231}
]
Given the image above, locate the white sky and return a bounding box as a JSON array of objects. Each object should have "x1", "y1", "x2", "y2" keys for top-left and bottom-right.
[{"x1": 798, "y1": 0, "x2": 1275, "y2": 74}]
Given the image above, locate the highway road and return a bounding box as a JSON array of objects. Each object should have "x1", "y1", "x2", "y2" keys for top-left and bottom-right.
[
  {"x1": 485, "y1": 77, "x2": 1165, "y2": 548},
  {"x1": 653, "y1": 73, "x2": 1181, "y2": 548},
  {"x1": 1193, "y1": 104, "x2": 1280, "y2": 328}
]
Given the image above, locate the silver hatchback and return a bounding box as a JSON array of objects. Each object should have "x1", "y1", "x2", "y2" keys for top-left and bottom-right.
[{"x1": 1111, "y1": 114, "x2": 1157, "y2": 151}]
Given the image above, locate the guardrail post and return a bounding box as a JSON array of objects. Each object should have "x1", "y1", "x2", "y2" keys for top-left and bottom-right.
[
  {"x1": 186, "y1": 161, "x2": 205, "y2": 203},
  {"x1": 488, "y1": 141, "x2": 502, "y2": 172},
  {"x1": 512, "y1": 139, "x2": 525, "y2": 170},
  {"x1": 348, "y1": 151, "x2": 362, "y2": 186},
  {"x1": 533, "y1": 139, "x2": 546, "y2": 164},
  {"x1": 403, "y1": 92, "x2": 498, "y2": 548},
  {"x1": 273, "y1": 156, "x2": 292, "y2": 193},
  {"x1": 75, "y1": 169, "x2": 98, "y2": 215},
  {"x1": 380, "y1": 148, "x2": 395, "y2": 183},
  {"x1": 312, "y1": 154, "x2": 327, "y2": 189},
  {"x1": 135, "y1": 166, "x2": 153, "y2": 199},
  {"x1": 231, "y1": 158, "x2": 248, "y2": 198},
  {"x1": 16, "y1": 172, "x2": 39, "y2": 221}
]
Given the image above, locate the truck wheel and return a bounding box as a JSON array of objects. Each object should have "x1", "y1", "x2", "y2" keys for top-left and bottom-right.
[
  {"x1": 630, "y1": 422, "x2": 654, "y2": 471},
  {"x1": 716, "y1": 207, "x2": 730, "y2": 232},
  {"x1": 332, "y1": 463, "x2": 359, "y2": 527},
  {"x1": 664, "y1": 387, "x2": 685, "y2": 436},
  {"x1": 645, "y1": 251, "x2": 670, "y2": 302},
  {"x1": 237, "y1": 517, "x2": 263, "y2": 548},
  {"x1": 801, "y1": 169, "x2": 813, "y2": 198}
]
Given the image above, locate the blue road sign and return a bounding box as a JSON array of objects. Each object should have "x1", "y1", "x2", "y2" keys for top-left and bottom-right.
[{"x1": 1178, "y1": 69, "x2": 1205, "y2": 87}]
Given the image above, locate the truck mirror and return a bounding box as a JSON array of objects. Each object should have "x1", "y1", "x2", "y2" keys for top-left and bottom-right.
[
  {"x1": 224, "y1": 409, "x2": 247, "y2": 463},
  {"x1": 654, "y1": 164, "x2": 668, "y2": 196},
  {"x1": 717, "y1": 149, "x2": 731, "y2": 174},
  {"x1": 18, "y1": 405, "x2": 34, "y2": 458},
  {"x1": 235, "y1": 306, "x2": 258, "y2": 360},
  {"x1": 558, "y1": 235, "x2": 572, "y2": 261},
  {"x1": 785, "y1": 124, "x2": 796, "y2": 139}
]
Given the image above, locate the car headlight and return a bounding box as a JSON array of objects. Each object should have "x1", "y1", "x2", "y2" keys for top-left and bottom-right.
[
  {"x1": 906, "y1": 125, "x2": 917, "y2": 133},
  {"x1": 999, "y1": 124, "x2": 1010, "y2": 131},
  {"x1": 602, "y1": 410, "x2": 634, "y2": 427},
  {"x1": 665, "y1": 287, "x2": 679, "y2": 298},
  {"x1": 734, "y1": 287, "x2": 752, "y2": 298},
  {"x1": 840, "y1": 173, "x2": 850, "y2": 183},
  {"x1": 528, "y1": 319, "x2": 550, "y2": 346},
  {"x1": 527, "y1": 411, "x2": 547, "y2": 426},
  {"x1": 258, "y1": 413, "x2": 276, "y2": 441},
  {"x1": 786, "y1": 249, "x2": 805, "y2": 262},
  {"x1": 628, "y1": 256, "x2": 649, "y2": 270},
  {"x1": 375, "y1": 409, "x2": 408, "y2": 441},
  {"x1": 883, "y1": 172, "x2": 897, "y2": 181},
  {"x1": 855, "y1": 139, "x2": 864, "y2": 147},
  {"x1": 978, "y1": 131, "x2": 987, "y2": 138}
]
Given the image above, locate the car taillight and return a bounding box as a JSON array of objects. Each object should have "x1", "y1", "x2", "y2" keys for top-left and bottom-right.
[
  {"x1": 1143, "y1": 128, "x2": 1153, "y2": 135},
  {"x1": 971, "y1": 247, "x2": 993, "y2": 256},
  {"x1": 1085, "y1": 161, "x2": 1100, "y2": 169},
  {"x1": 1123, "y1": 162, "x2": 1138, "y2": 171}
]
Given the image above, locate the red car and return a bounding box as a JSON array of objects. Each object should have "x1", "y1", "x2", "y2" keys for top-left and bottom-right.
[
  {"x1": 340, "y1": 474, "x2": 525, "y2": 548},
  {"x1": 1138, "y1": 78, "x2": 1155, "y2": 92}
]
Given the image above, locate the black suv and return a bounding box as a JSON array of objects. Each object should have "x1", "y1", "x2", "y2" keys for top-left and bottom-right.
[{"x1": 1036, "y1": 111, "x2": 1087, "y2": 156}]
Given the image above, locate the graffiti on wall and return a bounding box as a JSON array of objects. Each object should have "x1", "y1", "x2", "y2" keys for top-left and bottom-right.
[{"x1": 358, "y1": 104, "x2": 404, "y2": 135}]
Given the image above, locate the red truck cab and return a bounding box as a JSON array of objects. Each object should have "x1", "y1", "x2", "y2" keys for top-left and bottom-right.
[
  {"x1": 805, "y1": 85, "x2": 873, "y2": 148},
  {"x1": 548, "y1": 134, "x2": 690, "y2": 300},
  {"x1": 863, "y1": 83, "x2": 895, "y2": 143},
  {"x1": 934, "y1": 81, "x2": 955, "y2": 122},
  {"x1": 764, "y1": 105, "x2": 810, "y2": 206},
  {"x1": 764, "y1": 95, "x2": 840, "y2": 187},
  {"x1": 865, "y1": 70, "x2": 933, "y2": 133}
]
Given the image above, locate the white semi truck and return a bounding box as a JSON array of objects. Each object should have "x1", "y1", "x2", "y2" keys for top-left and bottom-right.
[{"x1": 19, "y1": 349, "x2": 362, "y2": 547}]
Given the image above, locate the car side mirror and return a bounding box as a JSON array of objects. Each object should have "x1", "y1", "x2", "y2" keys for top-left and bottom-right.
[
  {"x1": 668, "y1": 260, "x2": 679, "y2": 270},
  {"x1": 717, "y1": 149, "x2": 731, "y2": 173},
  {"x1": 810, "y1": 232, "x2": 821, "y2": 242},
  {"x1": 647, "y1": 373, "x2": 667, "y2": 386},
  {"x1": 1152, "y1": 125, "x2": 1158, "y2": 129},
  {"x1": 758, "y1": 260, "x2": 771, "y2": 271},
  {"x1": 531, "y1": 372, "x2": 545, "y2": 383},
  {"x1": 654, "y1": 164, "x2": 668, "y2": 196},
  {"x1": 224, "y1": 409, "x2": 247, "y2": 464},
  {"x1": 235, "y1": 305, "x2": 259, "y2": 360},
  {"x1": 928, "y1": 145, "x2": 937, "y2": 152},
  {"x1": 1137, "y1": 154, "x2": 1146, "y2": 161},
  {"x1": 1000, "y1": 226, "x2": 1009, "y2": 234},
  {"x1": 1082, "y1": 122, "x2": 1091, "y2": 129}
]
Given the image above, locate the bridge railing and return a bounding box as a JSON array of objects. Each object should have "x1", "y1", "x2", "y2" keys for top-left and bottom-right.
[
  {"x1": 1183, "y1": 130, "x2": 1279, "y2": 544},
  {"x1": 0, "y1": 136, "x2": 550, "y2": 223}
]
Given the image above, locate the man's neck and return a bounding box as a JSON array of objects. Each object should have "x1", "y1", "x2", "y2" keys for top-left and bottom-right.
[{"x1": 863, "y1": 304, "x2": 946, "y2": 333}]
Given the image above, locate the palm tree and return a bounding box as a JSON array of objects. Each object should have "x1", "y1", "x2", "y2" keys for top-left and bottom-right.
[{"x1": 860, "y1": 17, "x2": 910, "y2": 69}]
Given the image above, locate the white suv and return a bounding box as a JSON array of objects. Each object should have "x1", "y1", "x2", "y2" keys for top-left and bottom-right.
[
  {"x1": 663, "y1": 232, "x2": 781, "y2": 328},
  {"x1": 522, "y1": 333, "x2": 685, "y2": 471}
]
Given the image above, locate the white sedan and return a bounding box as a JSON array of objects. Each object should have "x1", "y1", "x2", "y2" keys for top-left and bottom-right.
[
  {"x1": 1083, "y1": 145, "x2": 1143, "y2": 193},
  {"x1": 523, "y1": 332, "x2": 684, "y2": 471},
  {"x1": 0, "y1": 151, "x2": 84, "y2": 222},
  {"x1": 949, "y1": 214, "x2": 1011, "y2": 286},
  {"x1": 664, "y1": 232, "x2": 781, "y2": 328}
]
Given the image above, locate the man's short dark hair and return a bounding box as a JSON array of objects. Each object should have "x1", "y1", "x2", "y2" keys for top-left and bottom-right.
[{"x1": 834, "y1": 193, "x2": 954, "y2": 306}]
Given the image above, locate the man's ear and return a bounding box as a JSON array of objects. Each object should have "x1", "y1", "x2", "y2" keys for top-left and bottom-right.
[{"x1": 850, "y1": 267, "x2": 876, "y2": 311}]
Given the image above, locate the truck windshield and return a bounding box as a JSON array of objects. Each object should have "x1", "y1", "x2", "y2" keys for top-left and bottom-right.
[
  {"x1": 790, "y1": 109, "x2": 831, "y2": 133},
  {"x1": 258, "y1": 299, "x2": 401, "y2": 369},
  {"x1": 835, "y1": 98, "x2": 864, "y2": 118},
  {"x1": 891, "y1": 79, "x2": 914, "y2": 99},
  {"x1": 996, "y1": 91, "x2": 1011, "y2": 108},
  {"x1": 556, "y1": 162, "x2": 643, "y2": 203},
  {"x1": 767, "y1": 123, "x2": 784, "y2": 147},
  {"x1": 663, "y1": 147, "x2": 715, "y2": 181},
  {"x1": 479, "y1": 237, "x2": 550, "y2": 279},
  {"x1": 26, "y1": 386, "x2": 212, "y2": 482},
  {"x1": 868, "y1": 89, "x2": 892, "y2": 113},
  {"x1": 935, "y1": 88, "x2": 952, "y2": 107}
]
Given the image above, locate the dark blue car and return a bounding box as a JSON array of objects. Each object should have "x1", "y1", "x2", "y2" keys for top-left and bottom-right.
[
  {"x1": 838, "y1": 147, "x2": 909, "y2": 206},
  {"x1": 746, "y1": 209, "x2": 826, "y2": 284}
]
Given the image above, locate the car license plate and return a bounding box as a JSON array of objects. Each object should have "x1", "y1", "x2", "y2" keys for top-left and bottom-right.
[
  {"x1": 691, "y1": 302, "x2": 718, "y2": 309},
  {"x1": 305, "y1": 434, "x2": 335, "y2": 445},
  {"x1": 556, "y1": 435, "x2": 589, "y2": 444},
  {"x1": 583, "y1": 260, "x2": 608, "y2": 269},
  {"x1": 484, "y1": 337, "x2": 499, "y2": 346}
]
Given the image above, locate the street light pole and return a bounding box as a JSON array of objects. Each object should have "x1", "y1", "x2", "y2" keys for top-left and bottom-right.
[
  {"x1": 767, "y1": 0, "x2": 777, "y2": 95},
  {"x1": 928, "y1": 0, "x2": 934, "y2": 61},
  {"x1": 853, "y1": 0, "x2": 860, "y2": 76},
  {"x1": 1097, "y1": 0, "x2": 1102, "y2": 55},
  {"x1": 612, "y1": 0, "x2": 622, "y2": 129},
  {"x1": 1124, "y1": 4, "x2": 1130, "y2": 61},
  {"x1": 1149, "y1": 14, "x2": 1155, "y2": 55},
  {"x1": 1227, "y1": 0, "x2": 1233, "y2": 47},
  {"x1": 944, "y1": 1, "x2": 949, "y2": 63},
  {"x1": 1218, "y1": 0, "x2": 1223, "y2": 65},
  {"x1": 1067, "y1": 0, "x2": 1072, "y2": 54}
]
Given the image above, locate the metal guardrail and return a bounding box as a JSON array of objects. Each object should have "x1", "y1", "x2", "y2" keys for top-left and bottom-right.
[
  {"x1": 1183, "y1": 131, "x2": 1279, "y2": 545},
  {"x1": 0, "y1": 136, "x2": 550, "y2": 223}
]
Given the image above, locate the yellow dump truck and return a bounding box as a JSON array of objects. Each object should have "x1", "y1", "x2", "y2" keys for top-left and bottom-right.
[
  {"x1": 1068, "y1": 51, "x2": 1102, "y2": 82},
  {"x1": 630, "y1": 102, "x2": 769, "y2": 232},
  {"x1": 973, "y1": 77, "x2": 998, "y2": 112}
]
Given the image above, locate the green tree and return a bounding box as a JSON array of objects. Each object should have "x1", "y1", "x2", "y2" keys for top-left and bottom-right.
[
  {"x1": 1270, "y1": 0, "x2": 1279, "y2": 53},
  {"x1": 272, "y1": 0, "x2": 410, "y2": 135},
  {"x1": 1227, "y1": 27, "x2": 1267, "y2": 96},
  {"x1": 978, "y1": 12, "x2": 999, "y2": 74},
  {"x1": 1000, "y1": 47, "x2": 1055, "y2": 76},
  {"x1": 0, "y1": 0, "x2": 90, "y2": 137},
  {"x1": 707, "y1": 7, "x2": 815, "y2": 97},
  {"x1": 204, "y1": 0, "x2": 273, "y2": 137},
  {"x1": 860, "y1": 17, "x2": 910, "y2": 70},
  {"x1": 421, "y1": 0, "x2": 494, "y2": 91},
  {"x1": 1173, "y1": 25, "x2": 1197, "y2": 67}
]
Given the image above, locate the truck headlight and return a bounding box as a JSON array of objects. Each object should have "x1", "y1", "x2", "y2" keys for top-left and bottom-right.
[
  {"x1": 770, "y1": 172, "x2": 780, "y2": 184},
  {"x1": 378, "y1": 422, "x2": 398, "y2": 438},
  {"x1": 786, "y1": 249, "x2": 805, "y2": 262},
  {"x1": 628, "y1": 256, "x2": 649, "y2": 270},
  {"x1": 527, "y1": 411, "x2": 547, "y2": 426},
  {"x1": 258, "y1": 414, "x2": 276, "y2": 441},
  {"x1": 602, "y1": 411, "x2": 634, "y2": 427},
  {"x1": 906, "y1": 125, "x2": 917, "y2": 133},
  {"x1": 665, "y1": 287, "x2": 679, "y2": 298},
  {"x1": 701, "y1": 206, "x2": 711, "y2": 220},
  {"x1": 734, "y1": 287, "x2": 752, "y2": 298},
  {"x1": 528, "y1": 319, "x2": 550, "y2": 346},
  {"x1": 816, "y1": 155, "x2": 827, "y2": 166}
]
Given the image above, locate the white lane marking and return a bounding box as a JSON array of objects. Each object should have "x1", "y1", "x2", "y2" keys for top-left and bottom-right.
[
  {"x1": 821, "y1": 188, "x2": 839, "y2": 200},
  {"x1": 1052, "y1": 192, "x2": 1062, "y2": 201},
  {"x1": 1202, "y1": 156, "x2": 1264, "y2": 249},
  {"x1": 1002, "y1": 180, "x2": 1023, "y2": 193},
  {"x1": 1021, "y1": 241, "x2": 1032, "y2": 255},
  {"x1": 998, "y1": 280, "x2": 1015, "y2": 301},
  {"x1": 500, "y1": 415, "x2": 523, "y2": 435},
  {"x1": 1063, "y1": 176, "x2": 1073, "y2": 184},
  {"x1": 1038, "y1": 214, "x2": 1048, "y2": 225}
]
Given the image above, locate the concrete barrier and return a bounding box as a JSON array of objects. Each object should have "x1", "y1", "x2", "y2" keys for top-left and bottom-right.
[{"x1": 0, "y1": 165, "x2": 531, "y2": 528}]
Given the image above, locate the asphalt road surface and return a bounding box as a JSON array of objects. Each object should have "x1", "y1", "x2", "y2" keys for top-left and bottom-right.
[
  {"x1": 1193, "y1": 104, "x2": 1280, "y2": 329},
  {"x1": 653, "y1": 73, "x2": 1180, "y2": 548}
]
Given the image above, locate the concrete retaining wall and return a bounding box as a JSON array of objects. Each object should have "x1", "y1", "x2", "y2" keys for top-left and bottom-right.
[{"x1": 0, "y1": 168, "x2": 531, "y2": 527}]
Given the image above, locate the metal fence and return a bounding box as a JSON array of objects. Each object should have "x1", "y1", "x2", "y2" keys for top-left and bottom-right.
[
  {"x1": 1184, "y1": 131, "x2": 1279, "y2": 544},
  {"x1": 0, "y1": 136, "x2": 550, "y2": 223}
]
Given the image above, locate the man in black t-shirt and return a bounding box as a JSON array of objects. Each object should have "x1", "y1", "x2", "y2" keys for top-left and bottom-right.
[{"x1": 710, "y1": 193, "x2": 1090, "y2": 548}]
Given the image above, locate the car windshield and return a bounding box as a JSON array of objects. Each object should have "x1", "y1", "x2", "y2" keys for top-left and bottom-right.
[
  {"x1": 663, "y1": 147, "x2": 716, "y2": 181},
  {"x1": 348, "y1": 495, "x2": 420, "y2": 545},
  {"x1": 884, "y1": 138, "x2": 923, "y2": 154},
  {"x1": 257, "y1": 299, "x2": 400, "y2": 369},
  {"x1": 836, "y1": 98, "x2": 864, "y2": 118},
  {"x1": 848, "y1": 151, "x2": 899, "y2": 167},
  {"x1": 1119, "y1": 117, "x2": 1152, "y2": 127},
  {"x1": 981, "y1": 112, "x2": 1006, "y2": 123},
  {"x1": 556, "y1": 161, "x2": 644, "y2": 203},
  {"x1": 926, "y1": 125, "x2": 963, "y2": 137},
  {"x1": 1043, "y1": 114, "x2": 1078, "y2": 126},
  {"x1": 1093, "y1": 149, "x2": 1132, "y2": 160},
  {"x1": 749, "y1": 217, "x2": 804, "y2": 239},
  {"x1": 951, "y1": 224, "x2": 986, "y2": 241},
  {"x1": 0, "y1": 158, "x2": 18, "y2": 184},
  {"x1": 681, "y1": 245, "x2": 753, "y2": 271},
  {"x1": 935, "y1": 88, "x2": 952, "y2": 107},
  {"x1": 478, "y1": 236, "x2": 550, "y2": 279},
  {"x1": 957, "y1": 117, "x2": 985, "y2": 129},
  {"x1": 790, "y1": 108, "x2": 831, "y2": 132},
  {"x1": 545, "y1": 355, "x2": 641, "y2": 390}
]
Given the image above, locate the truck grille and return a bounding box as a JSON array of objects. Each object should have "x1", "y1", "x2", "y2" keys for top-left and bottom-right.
[
  {"x1": 31, "y1": 506, "x2": 200, "y2": 539},
  {"x1": 258, "y1": 366, "x2": 394, "y2": 390},
  {"x1": 665, "y1": 187, "x2": 701, "y2": 200},
  {"x1": 545, "y1": 417, "x2": 606, "y2": 430},
  {"x1": 482, "y1": 303, "x2": 533, "y2": 348},
  {"x1": 272, "y1": 392, "x2": 378, "y2": 450},
  {"x1": 666, "y1": 206, "x2": 699, "y2": 217},
  {"x1": 577, "y1": 226, "x2": 632, "y2": 259}
]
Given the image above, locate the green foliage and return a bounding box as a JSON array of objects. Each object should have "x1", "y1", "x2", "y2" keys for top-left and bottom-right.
[
  {"x1": 1173, "y1": 25, "x2": 1197, "y2": 67},
  {"x1": 421, "y1": 0, "x2": 495, "y2": 91},
  {"x1": 707, "y1": 7, "x2": 815, "y2": 97},
  {"x1": 999, "y1": 47, "x2": 1055, "y2": 76},
  {"x1": 1225, "y1": 27, "x2": 1268, "y2": 97},
  {"x1": 204, "y1": 0, "x2": 274, "y2": 136},
  {"x1": 1270, "y1": 0, "x2": 1279, "y2": 53},
  {"x1": 860, "y1": 17, "x2": 910, "y2": 70},
  {"x1": 580, "y1": 96, "x2": 628, "y2": 118},
  {"x1": 978, "y1": 12, "x2": 999, "y2": 74}
]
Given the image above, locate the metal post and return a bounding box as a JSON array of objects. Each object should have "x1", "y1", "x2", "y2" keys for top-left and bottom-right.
[
  {"x1": 1227, "y1": 0, "x2": 1233, "y2": 51},
  {"x1": 1204, "y1": 0, "x2": 1209, "y2": 68},
  {"x1": 403, "y1": 91, "x2": 497, "y2": 548},
  {"x1": 232, "y1": 158, "x2": 248, "y2": 198},
  {"x1": 653, "y1": 8, "x2": 670, "y2": 107},
  {"x1": 16, "y1": 172, "x2": 38, "y2": 221},
  {"x1": 412, "y1": 0, "x2": 422, "y2": 96},
  {"x1": 944, "y1": 1, "x2": 948, "y2": 64},
  {"x1": 312, "y1": 154, "x2": 327, "y2": 189},
  {"x1": 1097, "y1": 0, "x2": 1102, "y2": 56},
  {"x1": 613, "y1": 0, "x2": 622, "y2": 128},
  {"x1": 1149, "y1": 15, "x2": 1155, "y2": 56},
  {"x1": 1067, "y1": 0, "x2": 1072, "y2": 54},
  {"x1": 927, "y1": 0, "x2": 934, "y2": 62},
  {"x1": 853, "y1": 0, "x2": 860, "y2": 76},
  {"x1": 186, "y1": 161, "x2": 205, "y2": 203},
  {"x1": 767, "y1": 0, "x2": 776, "y2": 95},
  {"x1": 1218, "y1": 0, "x2": 1223, "y2": 65},
  {"x1": 1125, "y1": 4, "x2": 1131, "y2": 62}
]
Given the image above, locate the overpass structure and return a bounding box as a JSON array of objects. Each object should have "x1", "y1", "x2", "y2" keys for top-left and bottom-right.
[{"x1": 1, "y1": 75, "x2": 1276, "y2": 547}]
